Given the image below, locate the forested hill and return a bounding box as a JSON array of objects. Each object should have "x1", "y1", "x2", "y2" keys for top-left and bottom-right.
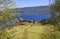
[{"x1": 16, "y1": 6, "x2": 49, "y2": 13}]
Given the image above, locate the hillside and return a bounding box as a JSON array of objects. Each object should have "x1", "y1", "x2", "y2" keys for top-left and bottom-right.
[
  {"x1": 16, "y1": 6, "x2": 49, "y2": 13},
  {"x1": 5, "y1": 23, "x2": 60, "y2": 39}
]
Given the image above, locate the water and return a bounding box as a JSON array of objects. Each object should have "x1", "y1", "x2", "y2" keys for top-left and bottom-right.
[
  {"x1": 0, "y1": 13, "x2": 51, "y2": 27},
  {"x1": 16, "y1": 13, "x2": 51, "y2": 21}
]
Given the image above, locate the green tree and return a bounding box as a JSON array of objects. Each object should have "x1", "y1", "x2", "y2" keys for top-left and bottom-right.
[
  {"x1": 50, "y1": 0, "x2": 60, "y2": 31},
  {"x1": 0, "y1": 0, "x2": 17, "y2": 39},
  {"x1": 0, "y1": 0, "x2": 17, "y2": 27},
  {"x1": 0, "y1": 0, "x2": 17, "y2": 21},
  {"x1": 50, "y1": 0, "x2": 60, "y2": 17}
]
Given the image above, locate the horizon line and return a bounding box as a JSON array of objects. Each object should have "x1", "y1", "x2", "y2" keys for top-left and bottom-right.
[{"x1": 15, "y1": 5, "x2": 49, "y2": 8}]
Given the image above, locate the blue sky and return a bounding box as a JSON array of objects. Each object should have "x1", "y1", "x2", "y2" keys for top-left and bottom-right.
[{"x1": 13, "y1": 0, "x2": 49, "y2": 8}]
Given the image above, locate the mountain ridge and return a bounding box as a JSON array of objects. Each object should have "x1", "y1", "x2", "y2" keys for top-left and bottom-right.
[{"x1": 16, "y1": 6, "x2": 49, "y2": 13}]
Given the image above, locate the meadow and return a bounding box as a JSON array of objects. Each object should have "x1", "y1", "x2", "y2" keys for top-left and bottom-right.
[{"x1": 5, "y1": 22, "x2": 60, "y2": 39}]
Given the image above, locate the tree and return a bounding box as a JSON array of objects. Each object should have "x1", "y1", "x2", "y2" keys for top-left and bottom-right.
[
  {"x1": 0, "y1": 0, "x2": 17, "y2": 39},
  {"x1": 50, "y1": 0, "x2": 60, "y2": 17},
  {"x1": 0, "y1": 0, "x2": 17, "y2": 26},
  {"x1": 50, "y1": 0, "x2": 60, "y2": 31},
  {"x1": 0, "y1": 0, "x2": 17, "y2": 21}
]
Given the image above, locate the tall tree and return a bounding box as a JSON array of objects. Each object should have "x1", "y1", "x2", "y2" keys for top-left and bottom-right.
[
  {"x1": 0, "y1": 0, "x2": 17, "y2": 27},
  {"x1": 0, "y1": 0, "x2": 17, "y2": 21},
  {"x1": 50, "y1": 0, "x2": 60, "y2": 17},
  {"x1": 0, "y1": 0, "x2": 17, "y2": 39},
  {"x1": 50, "y1": 0, "x2": 60, "y2": 31}
]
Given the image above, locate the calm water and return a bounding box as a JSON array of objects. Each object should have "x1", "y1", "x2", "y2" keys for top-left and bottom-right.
[
  {"x1": 16, "y1": 13, "x2": 51, "y2": 21},
  {"x1": 1, "y1": 13, "x2": 51, "y2": 26}
]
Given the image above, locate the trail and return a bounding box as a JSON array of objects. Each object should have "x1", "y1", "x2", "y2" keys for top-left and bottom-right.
[{"x1": 10, "y1": 23, "x2": 33, "y2": 37}]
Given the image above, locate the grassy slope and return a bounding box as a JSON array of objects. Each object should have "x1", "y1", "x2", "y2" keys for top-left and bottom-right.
[{"x1": 6, "y1": 23, "x2": 60, "y2": 39}]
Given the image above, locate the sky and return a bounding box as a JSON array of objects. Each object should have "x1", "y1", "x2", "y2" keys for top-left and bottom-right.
[{"x1": 13, "y1": 0, "x2": 49, "y2": 8}]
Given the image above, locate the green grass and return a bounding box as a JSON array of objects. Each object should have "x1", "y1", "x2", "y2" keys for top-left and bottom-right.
[{"x1": 6, "y1": 23, "x2": 60, "y2": 39}]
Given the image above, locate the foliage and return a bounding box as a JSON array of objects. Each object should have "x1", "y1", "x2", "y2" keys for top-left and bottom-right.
[
  {"x1": 0, "y1": 0, "x2": 17, "y2": 21},
  {"x1": 50, "y1": 0, "x2": 60, "y2": 17},
  {"x1": 0, "y1": 0, "x2": 17, "y2": 39},
  {"x1": 0, "y1": 0, "x2": 17, "y2": 26},
  {"x1": 50, "y1": 0, "x2": 60, "y2": 31}
]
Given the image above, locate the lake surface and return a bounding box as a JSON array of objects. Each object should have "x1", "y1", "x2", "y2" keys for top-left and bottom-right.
[{"x1": 16, "y1": 13, "x2": 51, "y2": 21}]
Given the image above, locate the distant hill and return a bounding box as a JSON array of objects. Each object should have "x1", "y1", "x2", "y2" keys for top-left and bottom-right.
[{"x1": 16, "y1": 6, "x2": 49, "y2": 13}]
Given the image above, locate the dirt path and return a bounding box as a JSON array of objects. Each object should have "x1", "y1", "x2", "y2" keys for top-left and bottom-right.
[{"x1": 10, "y1": 23, "x2": 33, "y2": 37}]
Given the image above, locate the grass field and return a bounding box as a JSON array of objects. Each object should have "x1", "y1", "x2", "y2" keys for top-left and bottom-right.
[{"x1": 6, "y1": 23, "x2": 60, "y2": 39}]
